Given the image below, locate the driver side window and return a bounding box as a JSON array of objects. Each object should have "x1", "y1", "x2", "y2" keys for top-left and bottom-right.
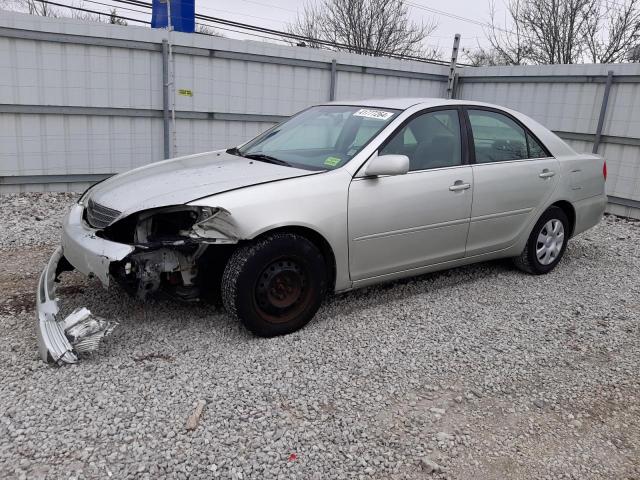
[{"x1": 380, "y1": 109, "x2": 462, "y2": 171}]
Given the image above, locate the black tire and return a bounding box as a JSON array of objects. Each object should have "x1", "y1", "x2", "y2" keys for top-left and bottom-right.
[
  {"x1": 221, "y1": 232, "x2": 327, "y2": 337},
  {"x1": 513, "y1": 206, "x2": 569, "y2": 275}
]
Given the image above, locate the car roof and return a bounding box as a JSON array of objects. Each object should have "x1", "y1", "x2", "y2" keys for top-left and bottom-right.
[{"x1": 323, "y1": 97, "x2": 507, "y2": 111}]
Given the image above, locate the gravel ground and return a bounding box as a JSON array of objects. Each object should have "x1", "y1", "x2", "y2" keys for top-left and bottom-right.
[{"x1": 0, "y1": 193, "x2": 639, "y2": 480}]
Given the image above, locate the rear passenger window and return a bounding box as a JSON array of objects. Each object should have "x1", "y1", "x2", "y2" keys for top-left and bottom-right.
[
  {"x1": 468, "y1": 110, "x2": 528, "y2": 162},
  {"x1": 527, "y1": 132, "x2": 548, "y2": 158}
]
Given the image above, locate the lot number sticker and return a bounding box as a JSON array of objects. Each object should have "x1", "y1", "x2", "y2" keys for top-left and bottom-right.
[{"x1": 353, "y1": 108, "x2": 394, "y2": 120}]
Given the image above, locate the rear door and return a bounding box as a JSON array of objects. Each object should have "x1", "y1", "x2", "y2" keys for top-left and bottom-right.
[{"x1": 464, "y1": 108, "x2": 560, "y2": 257}]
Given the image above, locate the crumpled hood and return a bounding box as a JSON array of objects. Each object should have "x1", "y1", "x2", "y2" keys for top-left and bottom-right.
[{"x1": 88, "y1": 151, "x2": 313, "y2": 216}]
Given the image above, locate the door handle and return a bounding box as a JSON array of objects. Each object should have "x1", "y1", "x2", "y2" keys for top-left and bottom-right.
[
  {"x1": 539, "y1": 169, "x2": 556, "y2": 179},
  {"x1": 449, "y1": 181, "x2": 471, "y2": 192}
]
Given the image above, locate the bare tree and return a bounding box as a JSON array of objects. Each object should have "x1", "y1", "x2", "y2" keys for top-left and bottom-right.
[
  {"x1": 4, "y1": 0, "x2": 60, "y2": 16},
  {"x1": 482, "y1": 0, "x2": 531, "y2": 64},
  {"x1": 287, "y1": 2, "x2": 324, "y2": 49},
  {"x1": 584, "y1": 0, "x2": 640, "y2": 63},
  {"x1": 462, "y1": 46, "x2": 510, "y2": 66},
  {"x1": 489, "y1": 0, "x2": 592, "y2": 64},
  {"x1": 484, "y1": 0, "x2": 640, "y2": 64},
  {"x1": 629, "y1": 44, "x2": 640, "y2": 61},
  {"x1": 287, "y1": 0, "x2": 440, "y2": 59},
  {"x1": 1, "y1": 1, "x2": 130, "y2": 25},
  {"x1": 109, "y1": 8, "x2": 127, "y2": 26}
]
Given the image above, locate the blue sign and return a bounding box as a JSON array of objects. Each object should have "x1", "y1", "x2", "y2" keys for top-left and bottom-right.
[{"x1": 151, "y1": 0, "x2": 195, "y2": 33}]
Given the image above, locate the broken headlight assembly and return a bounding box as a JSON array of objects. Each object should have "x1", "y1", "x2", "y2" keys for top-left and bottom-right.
[{"x1": 100, "y1": 206, "x2": 237, "y2": 246}]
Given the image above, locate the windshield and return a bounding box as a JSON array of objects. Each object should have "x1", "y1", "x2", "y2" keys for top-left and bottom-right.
[{"x1": 234, "y1": 105, "x2": 400, "y2": 170}]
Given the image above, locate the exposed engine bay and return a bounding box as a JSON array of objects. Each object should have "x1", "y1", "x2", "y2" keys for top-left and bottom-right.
[{"x1": 100, "y1": 205, "x2": 239, "y2": 301}]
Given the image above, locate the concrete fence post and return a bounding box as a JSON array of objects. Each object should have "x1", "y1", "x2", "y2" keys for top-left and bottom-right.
[
  {"x1": 162, "y1": 39, "x2": 171, "y2": 160},
  {"x1": 593, "y1": 70, "x2": 614, "y2": 154}
]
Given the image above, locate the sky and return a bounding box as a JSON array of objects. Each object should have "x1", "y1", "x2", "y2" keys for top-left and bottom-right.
[
  {"x1": 191, "y1": 0, "x2": 498, "y2": 53},
  {"x1": 5, "y1": 0, "x2": 503, "y2": 57}
]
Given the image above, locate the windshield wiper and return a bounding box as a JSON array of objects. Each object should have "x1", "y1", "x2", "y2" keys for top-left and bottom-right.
[{"x1": 243, "y1": 153, "x2": 292, "y2": 167}]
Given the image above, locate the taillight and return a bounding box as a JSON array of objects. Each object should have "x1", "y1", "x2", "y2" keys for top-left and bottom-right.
[{"x1": 603, "y1": 161, "x2": 607, "y2": 181}]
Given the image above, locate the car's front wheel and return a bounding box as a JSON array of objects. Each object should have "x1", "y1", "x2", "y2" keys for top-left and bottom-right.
[
  {"x1": 513, "y1": 206, "x2": 569, "y2": 274},
  {"x1": 221, "y1": 232, "x2": 327, "y2": 336}
]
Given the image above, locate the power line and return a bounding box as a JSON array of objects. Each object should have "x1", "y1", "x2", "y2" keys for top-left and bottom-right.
[
  {"x1": 114, "y1": 0, "x2": 460, "y2": 66},
  {"x1": 406, "y1": 1, "x2": 563, "y2": 52},
  {"x1": 408, "y1": 0, "x2": 640, "y2": 38},
  {"x1": 81, "y1": 0, "x2": 293, "y2": 41},
  {"x1": 34, "y1": 0, "x2": 296, "y2": 43},
  {"x1": 31, "y1": 0, "x2": 468, "y2": 66},
  {"x1": 83, "y1": 0, "x2": 149, "y2": 16},
  {"x1": 37, "y1": 0, "x2": 150, "y2": 24},
  {"x1": 195, "y1": 22, "x2": 291, "y2": 43},
  {"x1": 406, "y1": 1, "x2": 507, "y2": 33},
  {"x1": 195, "y1": 5, "x2": 290, "y2": 26},
  {"x1": 234, "y1": 0, "x2": 300, "y2": 15}
]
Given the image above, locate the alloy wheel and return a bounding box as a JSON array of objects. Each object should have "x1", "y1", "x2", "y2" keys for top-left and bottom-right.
[{"x1": 536, "y1": 219, "x2": 565, "y2": 265}]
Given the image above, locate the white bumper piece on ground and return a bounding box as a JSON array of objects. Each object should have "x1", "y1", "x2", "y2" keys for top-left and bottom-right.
[{"x1": 35, "y1": 204, "x2": 134, "y2": 365}]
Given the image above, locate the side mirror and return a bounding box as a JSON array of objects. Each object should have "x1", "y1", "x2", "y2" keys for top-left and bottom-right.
[{"x1": 364, "y1": 154, "x2": 410, "y2": 177}]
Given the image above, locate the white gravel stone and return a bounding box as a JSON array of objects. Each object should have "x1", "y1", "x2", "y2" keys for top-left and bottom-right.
[{"x1": 0, "y1": 193, "x2": 639, "y2": 479}]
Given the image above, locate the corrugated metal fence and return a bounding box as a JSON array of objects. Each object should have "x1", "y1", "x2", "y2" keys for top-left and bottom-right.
[{"x1": 1, "y1": 11, "x2": 639, "y2": 218}]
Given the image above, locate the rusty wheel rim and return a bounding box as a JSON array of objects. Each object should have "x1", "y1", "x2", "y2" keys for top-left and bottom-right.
[{"x1": 254, "y1": 257, "x2": 311, "y2": 324}]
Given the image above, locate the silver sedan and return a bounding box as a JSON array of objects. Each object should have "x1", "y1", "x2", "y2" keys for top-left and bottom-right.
[{"x1": 36, "y1": 98, "x2": 607, "y2": 364}]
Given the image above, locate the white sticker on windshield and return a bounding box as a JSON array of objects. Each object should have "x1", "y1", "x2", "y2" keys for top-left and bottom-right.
[{"x1": 353, "y1": 108, "x2": 395, "y2": 120}]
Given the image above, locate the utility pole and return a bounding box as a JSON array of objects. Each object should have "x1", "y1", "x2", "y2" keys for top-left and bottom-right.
[{"x1": 446, "y1": 34, "x2": 460, "y2": 100}]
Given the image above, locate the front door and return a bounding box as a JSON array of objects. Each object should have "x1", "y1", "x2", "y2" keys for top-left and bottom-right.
[{"x1": 348, "y1": 108, "x2": 473, "y2": 281}]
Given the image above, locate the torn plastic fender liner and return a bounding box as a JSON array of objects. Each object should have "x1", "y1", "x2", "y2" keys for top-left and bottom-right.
[
  {"x1": 36, "y1": 240, "x2": 130, "y2": 365},
  {"x1": 188, "y1": 207, "x2": 239, "y2": 243}
]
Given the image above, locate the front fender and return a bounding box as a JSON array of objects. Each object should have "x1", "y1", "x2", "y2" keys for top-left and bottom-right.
[{"x1": 189, "y1": 169, "x2": 353, "y2": 291}]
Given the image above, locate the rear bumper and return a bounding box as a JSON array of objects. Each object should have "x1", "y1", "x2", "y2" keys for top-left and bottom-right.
[{"x1": 35, "y1": 204, "x2": 133, "y2": 364}]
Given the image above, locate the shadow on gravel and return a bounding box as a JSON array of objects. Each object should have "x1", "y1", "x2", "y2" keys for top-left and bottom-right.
[{"x1": 324, "y1": 258, "x2": 517, "y2": 315}]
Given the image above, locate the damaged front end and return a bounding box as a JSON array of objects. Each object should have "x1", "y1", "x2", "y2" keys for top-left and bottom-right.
[
  {"x1": 105, "y1": 205, "x2": 238, "y2": 301},
  {"x1": 36, "y1": 202, "x2": 239, "y2": 365}
]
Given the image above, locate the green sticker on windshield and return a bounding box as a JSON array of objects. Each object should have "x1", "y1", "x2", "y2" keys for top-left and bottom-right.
[{"x1": 324, "y1": 156, "x2": 342, "y2": 167}]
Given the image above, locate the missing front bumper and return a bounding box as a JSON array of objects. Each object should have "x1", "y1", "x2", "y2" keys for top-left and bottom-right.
[{"x1": 35, "y1": 247, "x2": 118, "y2": 365}]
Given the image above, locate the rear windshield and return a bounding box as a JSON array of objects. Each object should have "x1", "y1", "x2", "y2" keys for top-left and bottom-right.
[{"x1": 236, "y1": 105, "x2": 400, "y2": 170}]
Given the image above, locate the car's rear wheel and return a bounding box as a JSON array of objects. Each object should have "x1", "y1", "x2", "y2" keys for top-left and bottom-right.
[
  {"x1": 513, "y1": 206, "x2": 569, "y2": 274},
  {"x1": 221, "y1": 232, "x2": 327, "y2": 336}
]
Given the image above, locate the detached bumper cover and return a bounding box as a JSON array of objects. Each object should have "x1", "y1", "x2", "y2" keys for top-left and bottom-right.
[
  {"x1": 35, "y1": 204, "x2": 134, "y2": 364},
  {"x1": 36, "y1": 247, "x2": 77, "y2": 364}
]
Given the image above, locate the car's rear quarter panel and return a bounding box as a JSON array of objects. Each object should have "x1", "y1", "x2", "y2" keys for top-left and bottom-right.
[{"x1": 556, "y1": 153, "x2": 607, "y2": 236}]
